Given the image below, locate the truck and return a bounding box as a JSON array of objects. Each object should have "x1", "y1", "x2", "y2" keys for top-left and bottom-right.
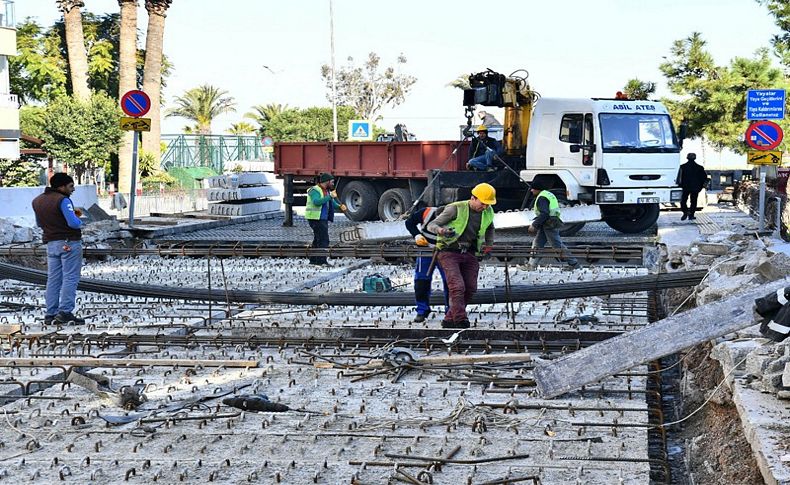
[{"x1": 275, "y1": 69, "x2": 685, "y2": 234}]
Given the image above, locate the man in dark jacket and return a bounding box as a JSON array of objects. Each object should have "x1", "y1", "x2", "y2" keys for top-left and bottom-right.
[
  {"x1": 466, "y1": 125, "x2": 503, "y2": 171},
  {"x1": 31, "y1": 173, "x2": 84, "y2": 324},
  {"x1": 405, "y1": 205, "x2": 448, "y2": 323},
  {"x1": 676, "y1": 153, "x2": 708, "y2": 220}
]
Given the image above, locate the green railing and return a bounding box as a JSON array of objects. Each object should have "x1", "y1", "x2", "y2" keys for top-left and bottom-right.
[{"x1": 160, "y1": 134, "x2": 266, "y2": 173}]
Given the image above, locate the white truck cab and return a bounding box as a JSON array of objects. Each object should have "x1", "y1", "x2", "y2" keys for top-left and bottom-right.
[{"x1": 521, "y1": 98, "x2": 683, "y2": 233}]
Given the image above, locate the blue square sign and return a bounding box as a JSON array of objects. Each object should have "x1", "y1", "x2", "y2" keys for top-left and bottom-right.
[
  {"x1": 348, "y1": 120, "x2": 372, "y2": 140},
  {"x1": 747, "y1": 89, "x2": 785, "y2": 120}
]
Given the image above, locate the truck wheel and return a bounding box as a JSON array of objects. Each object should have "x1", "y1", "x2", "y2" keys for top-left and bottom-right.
[
  {"x1": 341, "y1": 181, "x2": 378, "y2": 221},
  {"x1": 559, "y1": 222, "x2": 585, "y2": 237},
  {"x1": 378, "y1": 188, "x2": 413, "y2": 221},
  {"x1": 603, "y1": 203, "x2": 660, "y2": 234}
]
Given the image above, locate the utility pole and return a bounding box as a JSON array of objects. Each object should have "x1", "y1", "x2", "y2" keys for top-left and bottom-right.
[{"x1": 330, "y1": 0, "x2": 338, "y2": 142}]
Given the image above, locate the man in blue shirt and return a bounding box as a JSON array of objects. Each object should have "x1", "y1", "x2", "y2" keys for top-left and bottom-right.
[
  {"x1": 404, "y1": 205, "x2": 448, "y2": 322},
  {"x1": 466, "y1": 125, "x2": 503, "y2": 171},
  {"x1": 31, "y1": 173, "x2": 85, "y2": 324}
]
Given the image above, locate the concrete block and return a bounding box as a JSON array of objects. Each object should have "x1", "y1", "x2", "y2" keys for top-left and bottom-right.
[
  {"x1": 757, "y1": 252, "x2": 790, "y2": 282},
  {"x1": 206, "y1": 172, "x2": 275, "y2": 189},
  {"x1": 782, "y1": 363, "x2": 790, "y2": 388},
  {"x1": 696, "y1": 273, "x2": 757, "y2": 305},
  {"x1": 494, "y1": 205, "x2": 602, "y2": 229},
  {"x1": 206, "y1": 186, "x2": 279, "y2": 201},
  {"x1": 208, "y1": 200, "x2": 281, "y2": 216},
  {"x1": 717, "y1": 260, "x2": 745, "y2": 276},
  {"x1": 695, "y1": 242, "x2": 729, "y2": 256},
  {"x1": 745, "y1": 351, "x2": 774, "y2": 377},
  {"x1": 11, "y1": 226, "x2": 34, "y2": 243}
]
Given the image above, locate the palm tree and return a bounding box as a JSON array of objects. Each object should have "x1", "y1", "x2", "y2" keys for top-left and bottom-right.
[
  {"x1": 244, "y1": 103, "x2": 288, "y2": 132},
  {"x1": 227, "y1": 121, "x2": 256, "y2": 135},
  {"x1": 117, "y1": 0, "x2": 138, "y2": 193},
  {"x1": 141, "y1": 0, "x2": 173, "y2": 166},
  {"x1": 166, "y1": 85, "x2": 237, "y2": 135},
  {"x1": 56, "y1": 0, "x2": 91, "y2": 100}
]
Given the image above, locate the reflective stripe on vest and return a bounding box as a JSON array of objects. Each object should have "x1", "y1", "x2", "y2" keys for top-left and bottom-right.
[
  {"x1": 419, "y1": 207, "x2": 439, "y2": 244},
  {"x1": 436, "y1": 201, "x2": 494, "y2": 255},
  {"x1": 533, "y1": 190, "x2": 561, "y2": 218},
  {"x1": 305, "y1": 185, "x2": 326, "y2": 220}
]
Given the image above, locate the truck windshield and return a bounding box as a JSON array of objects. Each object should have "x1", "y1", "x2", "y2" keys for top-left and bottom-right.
[{"x1": 599, "y1": 113, "x2": 679, "y2": 153}]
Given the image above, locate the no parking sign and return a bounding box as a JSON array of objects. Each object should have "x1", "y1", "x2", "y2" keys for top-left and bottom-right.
[{"x1": 745, "y1": 120, "x2": 783, "y2": 150}]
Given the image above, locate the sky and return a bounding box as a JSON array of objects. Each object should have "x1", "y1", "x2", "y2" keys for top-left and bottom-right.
[{"x1": 17, "y1": 0, "x2": 781, "y2": 144}]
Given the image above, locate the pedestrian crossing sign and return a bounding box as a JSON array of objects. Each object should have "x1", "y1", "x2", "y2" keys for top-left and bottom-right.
[{"x1": 348, "y1": 120, "x2": 372, "y2": 140}]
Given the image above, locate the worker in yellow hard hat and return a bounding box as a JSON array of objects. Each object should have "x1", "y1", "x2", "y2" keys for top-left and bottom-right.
[
  {"x1": 426, "y1": 183, "x2": 496, "y2": 328},
  {"x1": 466, "y1": 125, "x2": 503, "y2": 172}
]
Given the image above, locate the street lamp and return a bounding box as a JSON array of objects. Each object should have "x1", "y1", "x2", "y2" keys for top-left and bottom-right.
[{"x1": 329, "y1": 0, "x2": 338, "y2": 142}]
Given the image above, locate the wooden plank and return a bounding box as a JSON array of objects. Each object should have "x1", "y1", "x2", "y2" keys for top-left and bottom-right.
[
  {"x1": 0, "y1": 325, "x2": 21, "y2": 336},
  {"x1": 0, "y1": 357, "x2": 257, "y2": 368},
  {"x1": 534, "y1": 277, "x2": 790, "y2": 399},
  {"x1": 364, "y1": 352, "x2": 532, "y2": 369}
]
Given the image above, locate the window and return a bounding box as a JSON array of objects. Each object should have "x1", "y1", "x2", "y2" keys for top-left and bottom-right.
[
  {"x1": 599, "y1": 113, "x2": 679, "y2": 152},
  {"x1": 559, "y1": 114, "x2": 583, "y2": 144}
]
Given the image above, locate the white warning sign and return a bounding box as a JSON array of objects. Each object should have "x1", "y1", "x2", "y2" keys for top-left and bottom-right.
[{"x1": 348, "y1": 120, "x2": 372, "y2": 140}]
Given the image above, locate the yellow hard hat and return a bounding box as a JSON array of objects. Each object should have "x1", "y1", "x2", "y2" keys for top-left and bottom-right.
[
  {"x1": 471, "y1": 183, "x2": 496, "y2": 205},
  {"x1": 475, "y1": 125, "x2": 488, "y2": 132}
]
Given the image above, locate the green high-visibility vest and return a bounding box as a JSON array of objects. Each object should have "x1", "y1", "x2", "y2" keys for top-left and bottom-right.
[
  {"x1": 305, "y1": 185, "x2": 326, "y2": 220},
  {"x1": 533, "y1": 190, "x2": 561, "y2": 218},
  {"x1": 436, "y1": 201, "x2": 494, "y2": 255}
]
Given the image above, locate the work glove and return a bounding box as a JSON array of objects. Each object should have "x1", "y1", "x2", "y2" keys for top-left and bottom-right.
[
  {"x1": 414, "y1": 235, "x2": 429, "y2": 247},
  {"x1": 479, "y1": 245, "x2": 494, "y2": 261},
  {"x1": 339, "y1": 204, "x2": 348, "y2": 212},
  {"x1": 330, "y1": 190, "x2": 338, "y2": 199},
  {"x1": 74, "y1": 209, "x2": 83, "y2": 217},
  {"x1": 439, "y1": 227, "x2": 456, "y2": 237},
  {"x1": 527, "y1": 225, "x2": 537, "y2": 235}
]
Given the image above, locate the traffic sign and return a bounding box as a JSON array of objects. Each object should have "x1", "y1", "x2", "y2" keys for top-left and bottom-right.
[
  {"x1": 747, "y1": 89, "x2": 785, "y2": 120},
  {"x1": 745, "y1": 120, "x2": 783, "y2": 150},
  {"x1": 262, "y1": 136, "x2": 274, "y2": 147},
  {"x1": 348, "y1": 120, "x2": 372, "y2": 141},
  {"x1": 120, "y1": 90, "x2": 151, "y2": 117},
  {"x1": 120, "y1": 117, "x2": 151, "y2": 132},
  {"x1": 747, "y1": 150, "x2": 782, "y2": 165}
]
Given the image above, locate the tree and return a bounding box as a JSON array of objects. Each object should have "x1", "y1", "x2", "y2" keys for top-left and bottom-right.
[
  {"x1": 757, "y1": 0, "x2": 790, "y2": 72},
  {"x1": 56, "y1": 0, "x2": 91, "y2": 100},
  {"x1": 447, "y1": 74, "x2": 471, "y2": 90},
  {"x1": 117, "y1": 0, "x2": 138, "y2": 193},
  {"x1": 262, "y1": 106, "x2": 357, "y2": 142},
  {"x1": 244, "y1": 103, "x2": 289, "y2": 133},
  {"x1": 660, "y1": 33, "x2": 789, "y2": 153},
  {"x1": 166, "y1": 85, "x2": 237, "y2": 134},
  {"x1": 622, "y1": 79, "x2": 656, "y2": 100},
  {"x1": 321, "y1": 52, "x2": 416, "y2": 121},
  {"x1": 11, "y1": 15, "x2": 172, "y2": 105},
  {"x1": 227, "y1": 121, "x2": 256, "y2": 135},
  {"x1": 39, "y1": 93, "x2": 124, "y2": 183},
  {"x1": 0, "y1": 155, "x2": 43, "y2": 187},
  {"x1": 141, "y1": 0, "x2": 173, "y2": 165}
]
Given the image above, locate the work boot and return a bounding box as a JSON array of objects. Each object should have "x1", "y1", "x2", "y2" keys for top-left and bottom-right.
[
  {"x1": 689, "y1": 214, "x2": 696, "y2": 220},
  {"x1": 54, "y1": 312, "x2": 85, "y2": 325},
  {"x1": 43, "y1": 314, "x2": 56, "y2": 325},
  {"x1": 681, "y1": 213, "x2": 688, "y2": 221},
  {"x1": 441, "y1": 319, "x2": 470, "y2": 329},
  {"x1": 413, "y1": 313, "x2": 428, "y2": 323}
]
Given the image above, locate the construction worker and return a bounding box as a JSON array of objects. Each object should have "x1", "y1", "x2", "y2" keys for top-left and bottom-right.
[
  {"x1": 527, "y1": 180, "x2": 579, "y2": 269},
  {"x1": 466, "y1": 125, "x2": 503, "y2": 171},
  {"x1": 305, "y1": 173, "x2": 346, "y2": 266},
  {"x1": 31, "y1": 173, "x2": 85, "y2": 325},
  {"x1": 405, "y1": 205, "x2": 448, "y2": 323},
  {"x1": 427, "y1": 183, "x2": 496, "y2": 329}
]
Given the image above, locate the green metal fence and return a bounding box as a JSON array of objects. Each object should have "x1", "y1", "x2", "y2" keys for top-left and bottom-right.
[{"x1": 160, "y1": 134, "x2": 266, "y2": 173}]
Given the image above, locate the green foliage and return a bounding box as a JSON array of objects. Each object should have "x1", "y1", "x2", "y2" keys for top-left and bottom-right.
[
  {"x1": 321, "y1": 52, "x2": 416, "y2": 120},
  {"x1": 38, "y1": 93, "x2": 124, "y2": 181},
  {"x1": 230, "y1": 163, "x2": 245, "y2": 173},
  {"x1": 261, "y1": 106, "x2": 358, "y2": 142},
  {"x1": 0, "y1": 155, "x2": 43, "y2": 187},
  {"x1": 447, "y1": 74, "x2": 471, "y2": 90},
  {"x1": 141, "y1": 170, "x2": 177, "y2": 190},
  {"x1": 166, "y1": 85, "x2": 236, "y2": 134},
  {"x1": 137, "y1": 150, "x2": 157, "y2": 177},
  {"x1": 622, "y1": 79, "x2": 656, "y2": 100},
  {"x1": 227, "y1": 121, "x2": 256, "y2": 135},
  {"x1": 11, "y1": 14, "x2": 172, "y2": 104},
  {"x1": 244, "y1": 103, "x2": 289, "y2": 134},
  {"x1": 758, "y1": 0, "x2": 790, "y2": 72},
  {"x1": 20, "y1": 105, "x2": 47, "y2": 141},
  {"x1": 659, "y1": 33, "x2": 789, "y2": 153}
]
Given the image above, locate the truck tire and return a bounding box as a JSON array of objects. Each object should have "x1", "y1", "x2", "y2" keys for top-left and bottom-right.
[
  {"x1": 378, "y1": 188, "x2": 413, "y2": 222},
  {"x1": 603, "y1": 203, "x2": 660, "y2": 234},
  {"x1": 559, "y1": 222, "x2": 585, "y2": 237},
  {"x1": 341, "y1": 181, "x2": 378, "y2": 221}
]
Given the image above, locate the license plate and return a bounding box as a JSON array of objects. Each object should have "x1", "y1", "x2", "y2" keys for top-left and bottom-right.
[{"x1": 637, "y1": 197, "x2": 660, "y2": 204}]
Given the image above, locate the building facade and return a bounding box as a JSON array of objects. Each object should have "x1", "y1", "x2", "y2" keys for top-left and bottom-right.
[{"x1": 0, "y1": 1, "x2": 18, "y2": 160}]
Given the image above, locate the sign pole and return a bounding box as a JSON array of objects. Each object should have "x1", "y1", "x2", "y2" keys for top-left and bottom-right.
[
  {"x1": 758, "y1": 166, "x2": 766, "y2": 231},
  {"x1": 128, "y1": 130, "x2": 139, "y2": 228}
]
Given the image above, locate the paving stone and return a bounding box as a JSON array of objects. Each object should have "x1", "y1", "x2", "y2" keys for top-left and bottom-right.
[
  {"x1": 757, "y1": 252, "x2": 790, "y2": 282},
  {"x1": 695, "y1": 242, "x2": 730, "y2": 255}
]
